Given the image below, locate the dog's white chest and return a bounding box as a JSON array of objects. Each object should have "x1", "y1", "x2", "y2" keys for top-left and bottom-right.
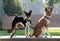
[
  {"x1": 45, "y1": 18, "x2": 50, "y2": 24},
  {"x1": 26, "y1": 21, "x2": 31, "y2": 27}
]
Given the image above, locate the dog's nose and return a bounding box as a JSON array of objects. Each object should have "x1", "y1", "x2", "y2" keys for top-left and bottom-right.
[{"x1": 48, "y1": 13, "x2": 51, "y2": 16}]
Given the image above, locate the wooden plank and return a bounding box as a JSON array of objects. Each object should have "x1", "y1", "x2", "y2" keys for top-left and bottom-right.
[{"x1": 0, "y1": 38, "x2": 60, "y2": 41}]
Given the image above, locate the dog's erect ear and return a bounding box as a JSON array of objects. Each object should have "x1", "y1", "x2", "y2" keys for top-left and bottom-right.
[
  {"x1": 23, "y1": 11, "x2": 27, "y2": 14},
  {"x1": 29, "y1": 10, "x2": 32, "y2": 14}
]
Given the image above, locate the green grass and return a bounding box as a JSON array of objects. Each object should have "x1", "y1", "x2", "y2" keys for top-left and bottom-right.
[
  {"x1": 48, "y1": 28, "x2": 60, "y2": 36},
  {"x1": 0, "y1": 28, "x2": 60, "y2": 36}
]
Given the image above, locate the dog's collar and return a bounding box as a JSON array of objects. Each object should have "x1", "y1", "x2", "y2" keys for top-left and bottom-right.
[
  {"x1": 26, "y1": 19, "x2": 32, "y2": 24},
  {"x1": 45, "y1": 16, "x2": 51, "y2": 19},
  {"x1": 27, "y1": 20, "x2": 31, "y2": 21}
]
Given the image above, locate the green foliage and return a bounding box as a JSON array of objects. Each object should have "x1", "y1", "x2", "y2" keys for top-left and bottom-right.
[
  {"x1": 43, "y1": 0, "x2": 54, "y2": 8},
  {"x1": 44, "y1": 0, "x2": 60, "y2": 8},
  {"x1": 30, "y1": 0, "x2": 60, "y2": 8},
  {"x1": 3, "y1": 0, "x2": 23, "y2": 16},
  {"x1": 30, "y1": 0, "x2": 35, "y2": 3},
  {"x1": 54, "y1": 0, "x2": 60, "y2": 3}
]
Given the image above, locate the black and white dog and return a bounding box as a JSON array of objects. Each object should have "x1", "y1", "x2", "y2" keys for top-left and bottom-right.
[{"x1": 10, "y1": 10, "x2": 32, "y2": 38}]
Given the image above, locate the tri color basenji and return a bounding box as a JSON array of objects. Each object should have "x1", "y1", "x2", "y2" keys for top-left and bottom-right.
[
  {"x1": 30, "y1": 7, "x2": 53, "y2": 38},
  {"x1": 10, "y1": 10, "x2": 32, "y2": 38}
]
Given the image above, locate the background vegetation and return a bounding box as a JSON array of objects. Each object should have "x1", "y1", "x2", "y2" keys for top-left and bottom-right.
[{"x1": 3, "y1": 0, "x2": 23, "y2": 16}]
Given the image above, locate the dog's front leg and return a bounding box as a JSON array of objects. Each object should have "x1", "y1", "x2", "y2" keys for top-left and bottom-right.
[
  {"x1": 25, "y1": 23, "x2": 29, "y2": 38},
  {"x1": 25, "y1": 27, "x2": 29, "y2": 38},
  {"x1": 45, "y1": 24, "x2": 52, "y2": 37},
  {"x1": 42, "y1": 27, "x2": 47, "y2": 38},
  {"x1": 46, "y1": 27, "x2": 51, "y2": 37},
  {"x1": 25, "y1": 22, "x2": 31, "y2": 38}
]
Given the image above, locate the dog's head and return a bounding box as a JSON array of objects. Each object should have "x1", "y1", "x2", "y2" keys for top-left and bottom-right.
[
  {"x1": 23, "y1": 10, "x2": 32, "y2": 20},
  {"x1": 45, "y1": 7, "x2": 52, "y2": 16}
]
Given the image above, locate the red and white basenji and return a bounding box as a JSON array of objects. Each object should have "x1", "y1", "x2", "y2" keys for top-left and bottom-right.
[
  {"x1": 10, "y1": 10, "x2": 32, "y2": 38},
  {"x1": 30, "y1": 7, "x2": 53, "y2": 38}
]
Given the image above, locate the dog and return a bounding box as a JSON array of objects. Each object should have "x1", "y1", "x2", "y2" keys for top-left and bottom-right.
[
  {"x1": 10, "y1": 10, "x2": 32, "y2": 38},
  {"x1": 30, "y1": 7, "x2": 53, "y2": 38}
]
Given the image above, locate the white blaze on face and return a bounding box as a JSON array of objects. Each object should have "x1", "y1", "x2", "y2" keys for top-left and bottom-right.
[
  {"x1": 28, "y1": 17, "x2": 31, "y2": 20},
  {"x1": 48, "y1": 9, "x2": 50, "y2": 11},
  {"x1": 24, "y1": 16, "x2": 31, "y2": 20}
]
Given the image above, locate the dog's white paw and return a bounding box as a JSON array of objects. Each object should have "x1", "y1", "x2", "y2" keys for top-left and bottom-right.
[{"x1": 26, "y1": 36, "x2": 31, "y2": 38}]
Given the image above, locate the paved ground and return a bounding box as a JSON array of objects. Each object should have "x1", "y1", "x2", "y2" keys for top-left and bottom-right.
[{"x1": 0, "y1": 35, "x2": 60, "y2": 39}]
